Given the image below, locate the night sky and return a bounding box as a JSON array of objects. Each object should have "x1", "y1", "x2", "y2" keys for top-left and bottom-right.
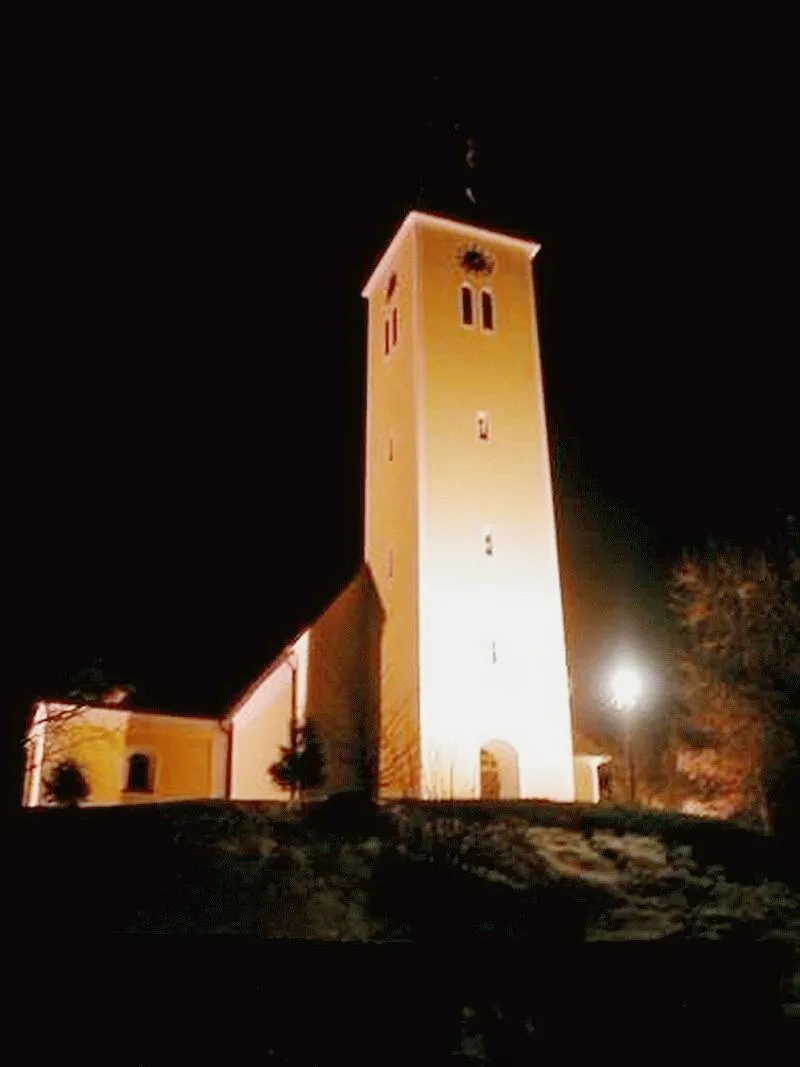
[{"x1": 7, "y1": 32, "x2": 796, "y2": 803}]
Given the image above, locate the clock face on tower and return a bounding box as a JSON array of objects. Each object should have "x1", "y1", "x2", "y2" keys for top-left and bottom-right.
[{"x1": 457, "y1": 244, "x2": 495, "y2": 277}]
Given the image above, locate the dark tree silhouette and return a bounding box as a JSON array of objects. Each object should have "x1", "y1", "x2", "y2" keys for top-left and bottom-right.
[
  {"x1": 43, "y1": 760, "x2": 90, "y2": 807},
  {"x1": 268, "y1": 719, "x2": 325, "y2": 803},
  {"x1": 66, "y1": 659, "x2": 136, "y2": 705}
]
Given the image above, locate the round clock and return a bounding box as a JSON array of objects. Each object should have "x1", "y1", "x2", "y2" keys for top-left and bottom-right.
[{"x1": 457, "y1": 244, "x2": 495, "y2": 276}]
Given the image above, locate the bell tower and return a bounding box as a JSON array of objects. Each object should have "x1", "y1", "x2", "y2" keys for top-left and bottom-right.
[{"x1": 363, "y1": 211, "x2": 575, "y2": 801}]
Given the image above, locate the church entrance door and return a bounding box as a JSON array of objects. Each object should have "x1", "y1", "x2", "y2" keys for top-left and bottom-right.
[{"x1": 479, "y1": 740, "x2": 519, "y2": 799}]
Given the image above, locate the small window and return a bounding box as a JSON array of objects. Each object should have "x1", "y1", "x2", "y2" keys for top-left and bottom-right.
[
  {"x1": 388, "y1": 435, "x2": 394, "y2": 462},
  {"x1": 126, "y1": 752, "x2": 153, "y2": 793},
  {"x1": 460, "y1": 285, "x2": 474, "y2": 327},
  {"x1": 481, "y1": 290, "x2": 494, "y2": 331},
  {"x1": 482, "y1": 525, "x2": 494, "y2": 557},
  {"x1": 386, "y1": 272, "x2": 397, "y2": 300},
  {"x1": 386, "y1": 547, "x2": 394, "y2": 579},
  {"x1": 491, "y1": 640, "x2": 498, "y2": 664},
  {"x1": 391, "y1": 306, "x2": 398, "y2": 346},
  {"x1": 476, "y1": 411, "x2": 491, "y2": 442},
  {"x1": 383, "y1": 318, "x2": 389, "y2": 356}
]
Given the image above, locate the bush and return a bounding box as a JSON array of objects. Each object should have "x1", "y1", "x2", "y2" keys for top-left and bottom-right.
[{"x1": 43, "y1": 760, "x2": 89, "y2": 807}]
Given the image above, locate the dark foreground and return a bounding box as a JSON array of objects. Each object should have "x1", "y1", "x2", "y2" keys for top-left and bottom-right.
[
  {"x1": 15, "y1": 937, "x2": 795, "y2": 1063},
  {"x1": 14, "y1": 800, "x2": 798, "y2": 1060}
]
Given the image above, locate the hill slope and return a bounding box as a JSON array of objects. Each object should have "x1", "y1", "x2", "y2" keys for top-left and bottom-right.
[{"x1": 15, "y1": 799, "x2": 800, "y2": 1055}]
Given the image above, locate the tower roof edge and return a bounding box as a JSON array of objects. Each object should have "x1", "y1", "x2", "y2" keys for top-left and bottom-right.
[{"x1": 361, "y1": 211, "x2": 540, "y2": 299}]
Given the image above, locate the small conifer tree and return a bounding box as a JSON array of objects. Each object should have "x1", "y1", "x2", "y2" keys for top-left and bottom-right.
[{"x1": 268, "y1": 719, "x2": 325, "y2": 803}]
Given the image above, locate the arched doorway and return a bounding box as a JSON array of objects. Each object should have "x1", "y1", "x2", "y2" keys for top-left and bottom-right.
[{"x1": 479, "y1": 740, "x2": 520, "y2": 799}]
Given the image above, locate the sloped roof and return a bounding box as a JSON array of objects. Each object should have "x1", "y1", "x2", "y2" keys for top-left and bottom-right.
[
  {"x1": 224, "y1": 562, "x2": 376, "y2": 723},
  {"x1": 361, "y1": 210, "x2": 541, "y2": 299}
]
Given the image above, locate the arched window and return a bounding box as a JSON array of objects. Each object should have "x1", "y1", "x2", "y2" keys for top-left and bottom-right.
[
  {"x1": 480, "y1": 290, "x2": 494, "y2": 331},
  {"x1": 460, "y1": 285, "x2": 474, "y2": 327},
  {"x1": 126, "y1": 752, "x2": 154, "y2": 793}
]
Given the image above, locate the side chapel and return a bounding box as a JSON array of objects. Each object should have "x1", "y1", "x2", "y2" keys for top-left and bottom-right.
[{"x1": 23, "y1": 212, "x2": 610, "y2": 808}]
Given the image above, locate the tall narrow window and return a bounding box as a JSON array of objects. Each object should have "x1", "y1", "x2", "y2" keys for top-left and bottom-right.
[
  {"x1": 386, "y1": 547, "x2": 394, "y2": 579},
  {"x1": 481, "y1": 290, "x2": 494, "y2": 331},
  {"x1": 476, "y1": 411, "x2": 491, "y2": 442},
  {"x1": 391, "y1": 306, "x2": 398, "y2": 346},
  {"x1": 383, "y1": 318, "x2": 389, "y2": 355},
  {"x1": 460, "y1": 285, "x2": 474, "y2": 326},
  {"x1": 387, "y1": 435, "x2": 394, "y2": 462},
  {"x1": 482, "y1": 525, "x2": 494, "y2": 557},
  {"x1": 126, "y1": 752, "x2": 153, "y2": 793}
]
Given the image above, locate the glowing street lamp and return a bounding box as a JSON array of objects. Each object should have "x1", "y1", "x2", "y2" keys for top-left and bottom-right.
[{"x1": 609, "y1": 665, "x2": 643, "y2": 803}]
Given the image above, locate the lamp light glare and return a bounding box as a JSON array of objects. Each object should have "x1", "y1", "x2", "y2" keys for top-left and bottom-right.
[{"x1": 610, "y1": 666, "x2": 643, "y2": 712}]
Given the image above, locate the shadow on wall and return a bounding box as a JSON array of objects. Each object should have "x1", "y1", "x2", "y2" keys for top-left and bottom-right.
[{"x1": 304, "y1": 564, "x2": 384, "y2": 799}]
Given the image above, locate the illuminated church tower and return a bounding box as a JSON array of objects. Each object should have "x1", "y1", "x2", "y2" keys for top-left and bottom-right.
[{"x1": 363, "y1": 212, "x2": 575, "y2": 801}]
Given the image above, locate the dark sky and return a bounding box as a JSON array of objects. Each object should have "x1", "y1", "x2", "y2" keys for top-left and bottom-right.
[{"x1": 6, "y1": 31, "x2": 796, "y2": 799}]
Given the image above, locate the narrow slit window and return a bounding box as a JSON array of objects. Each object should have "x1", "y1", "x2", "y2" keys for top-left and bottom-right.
[
  {"x1": 126, "y1": 752, "x2": 153, "y2": 793},
  {"x1": 384, "y1": 318, "x2": 389, "y2": 355},
  {"x1": 386, "y1": 547, "x2": 394, "y2": 579},
  {"x1": 460, "y1": 285, "x2": 474, "y2": 326},
  {"x1": 391, "y1": 307, "x2": 398, "y2": 346},
  {"x1": 388, "y1": 435, "x2": 394, "y2": 462},
  {"x1": 476, "y1": 411, "x2": 491, "y2": 442},
  {"x1": 482, "y1": 525, "x2": 494, "y2": 557},
  {"x1": 481, "y1": 290, "x2": 494, "y2": 331}
]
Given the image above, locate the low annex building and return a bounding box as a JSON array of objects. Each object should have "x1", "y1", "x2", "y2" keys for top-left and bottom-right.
[{"x1": 23, "y1": 566, "x2": 381, "y2": 807}]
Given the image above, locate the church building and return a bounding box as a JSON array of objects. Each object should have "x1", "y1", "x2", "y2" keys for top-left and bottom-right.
[{"x1": 23, "y1": 211, "x2": 608, "y2": 808}]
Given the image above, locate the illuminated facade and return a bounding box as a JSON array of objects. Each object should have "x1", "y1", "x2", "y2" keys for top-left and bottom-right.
[
  {"x1": 23, "y1": 212, "x2": 587, "y2": 807},
  {"x1": 363, "y1": 212, "x2": 575, "y2": 800}
]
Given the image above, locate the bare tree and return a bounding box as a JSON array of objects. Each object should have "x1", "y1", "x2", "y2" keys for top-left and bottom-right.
[
  {"x1": 667, "y1": 522, "x2": 800, "y2": 829},
  {"x1": 23, "y1": 661, "x2": 135, "y2": 806},
  {"x1": 366, "y1": 660, "x2": 423, "y2": 799}
]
